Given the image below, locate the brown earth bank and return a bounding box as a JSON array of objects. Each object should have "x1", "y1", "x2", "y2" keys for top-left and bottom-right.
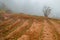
[{"x1": 0, "y1": 11, "x2": 60, "y2": 40}]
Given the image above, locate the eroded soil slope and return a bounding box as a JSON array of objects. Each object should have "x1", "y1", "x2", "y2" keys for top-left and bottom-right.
[{"x1": 0, "y1": 12, "x2": 60, "y2": 40}]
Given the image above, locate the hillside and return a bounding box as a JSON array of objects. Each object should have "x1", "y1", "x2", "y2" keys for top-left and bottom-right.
[{"x1": 0, "y1": 11, "x2": 60, "y2": 40}]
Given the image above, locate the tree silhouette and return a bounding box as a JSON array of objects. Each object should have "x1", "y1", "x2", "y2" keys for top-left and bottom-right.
[
  {"x1": 0, "y1": 2, "x2": 12, "y2": 13},
  {"x1": 43, "y1": 6, "x2": 51, "y2": 18},
  {"x1": 0, "y1": 2, "x2": 13, "y2": 20}
]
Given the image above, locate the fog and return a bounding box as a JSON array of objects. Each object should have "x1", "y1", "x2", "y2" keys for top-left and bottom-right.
[{"x1": 0, "y1": 0, "x2": 60, "y2": 19}]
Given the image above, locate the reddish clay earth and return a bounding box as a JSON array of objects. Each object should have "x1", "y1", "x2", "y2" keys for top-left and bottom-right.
[{"x1": 0, "y1": 11, "x2": 60, "y2": 40}]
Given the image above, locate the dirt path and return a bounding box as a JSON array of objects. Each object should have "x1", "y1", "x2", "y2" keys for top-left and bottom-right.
[
  {"x1": 40, "y1": 19, "x2": 59, "y2": 40},
  {"x1": 5, "y1": 20, "x2": 31, "y2": 40},
  {"x1": 0, "y1": 19, "x2": 13, "y2": 26},
  {"x1": 49, "y1": 19, "x2": 60, "y2": 34},
  {"x1": 17, "y1": 20, "x2": 43, "y2": 40}
]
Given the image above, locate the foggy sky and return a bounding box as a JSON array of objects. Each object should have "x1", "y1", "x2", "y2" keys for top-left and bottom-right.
[{"x1": 0, "y1": 0, "x2": 60, "y2": 19}]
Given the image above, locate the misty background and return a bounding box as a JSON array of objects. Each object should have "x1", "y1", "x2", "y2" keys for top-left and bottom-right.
[{"x1": 0, "y1": 0, "x2": 60, "y2": 19}]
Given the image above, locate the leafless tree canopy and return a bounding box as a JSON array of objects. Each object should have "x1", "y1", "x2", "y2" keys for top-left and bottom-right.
[
  {"x1": 0, "y1": 2, "x2": 12, "y2": 13},
  {"x1": 43, "y1": 6, "x2": 51, "y2": 17},
  {"x1": 0, "y1": 2, "x2": 12, "y2": 20}
]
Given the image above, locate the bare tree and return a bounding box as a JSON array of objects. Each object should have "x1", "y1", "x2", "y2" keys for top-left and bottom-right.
[
  {"x1": 0, "y1": 2, "x2": 11, "y2": 20},
  {"x1": 43, "y1": 6, "x2": 51, "y2": 18},
  {"x1": 0, "y1": 2, "x2": 12, "y2": 13},
  {"x1": 0, "y1": 2, "x2": 6, "y2": 20}
]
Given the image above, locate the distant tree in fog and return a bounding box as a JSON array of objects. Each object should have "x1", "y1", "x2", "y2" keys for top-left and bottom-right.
[
  {"x1": 0, "y1": 2, "x2": 12, "y2": 20},
  {"x1": 43, "y1": 6, "x2": 51, "y2": 18},
  {"x1": 0, "y1": 2, "x2": 12, "y2": 13}
]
